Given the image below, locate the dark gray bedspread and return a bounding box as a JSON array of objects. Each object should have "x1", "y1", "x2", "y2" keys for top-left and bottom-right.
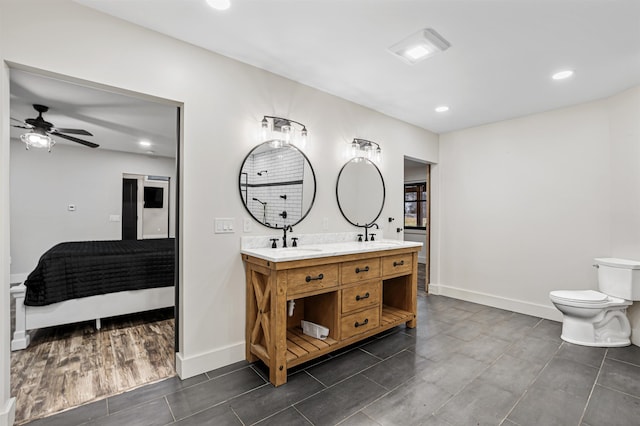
[{"x1": 24, "y1": 238, "x2": 175, "y2": 306}]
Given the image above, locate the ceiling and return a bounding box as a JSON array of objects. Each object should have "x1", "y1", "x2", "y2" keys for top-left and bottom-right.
[
  {"x1": 9, "y1": 69, "x2": 178, "y2": 158},
  {"x1": 10, "y1": 1, "x2": 640, "y2": 157},
  {"x1": 73, "y1": 0, "x2": 640, "y2": 134}
]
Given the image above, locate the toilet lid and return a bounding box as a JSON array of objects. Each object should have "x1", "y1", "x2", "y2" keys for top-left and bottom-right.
[{"x1": 550, "y1": 290, "x2": 609, "y2": 303}]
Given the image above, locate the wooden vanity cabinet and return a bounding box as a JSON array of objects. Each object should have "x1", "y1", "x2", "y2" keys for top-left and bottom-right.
[{"x1": 243, "y1": 246, "x2": 419, "y2": 386}]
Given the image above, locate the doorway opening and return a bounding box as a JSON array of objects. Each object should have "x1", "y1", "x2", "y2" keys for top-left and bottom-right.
[
  {"x1": 403, "y1": 157, "x2": 431, "y2": 292},
  {"x1": 7, "y1": 66, "x2": 181, "y2": 424}
]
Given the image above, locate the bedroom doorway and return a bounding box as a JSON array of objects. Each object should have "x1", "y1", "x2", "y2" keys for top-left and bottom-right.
[
  {"x1": 122, "y1": 174, "x2": 172, "y2": 240},
  {"x1": 7, "y1": 66, "x2": 182, "y2": 424},
  {"x1": 404, "y1": 157, "x2": 431, "y2": 292},
  {"x1": 122, "y1": 178, "x2": 138, "y2": 240}
]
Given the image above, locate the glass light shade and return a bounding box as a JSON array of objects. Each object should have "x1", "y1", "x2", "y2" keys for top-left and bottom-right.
[
  {"x1": 20, "y1": 131, "x2": 55, "y2": 151},
  {"x1": 375, "y1": 147, "x2": 382, "y2": 163},
  {"x1": 281, "y1": 125, "x2": 292, "y2": 143},
  {"x1": 298, "y1": 127, "x2": 307, "y2": 149},
  {"x1": 260, "y1": 118, "x2": 270, "y2": 141}
]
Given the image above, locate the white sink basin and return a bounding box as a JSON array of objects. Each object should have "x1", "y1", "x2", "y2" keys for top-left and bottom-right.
[
  {"x1": 361, "y1": 241, "x2": 403, "y2": 248},
  {"x1": 271, "y1": 247, "x2": 324, "y2": 255}
]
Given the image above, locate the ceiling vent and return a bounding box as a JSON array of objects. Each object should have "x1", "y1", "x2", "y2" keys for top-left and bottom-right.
[{"x1": 389, "y1": 28, "x2": 451, "y2": 64}]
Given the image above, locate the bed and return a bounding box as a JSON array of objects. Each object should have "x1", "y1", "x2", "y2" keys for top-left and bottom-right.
[{"x1": 11, "y1": 238, "x2": 175, "y2": 351}]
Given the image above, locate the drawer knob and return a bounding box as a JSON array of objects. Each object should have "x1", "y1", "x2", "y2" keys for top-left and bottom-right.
[
  {"x1": 305, "y1": 273, "x2": 324, "y2": 282},
  {"x1": 354, "y1": 318, "x2": 369, "y2": 328},
  {"x1": 355, "y1": 292, "x2": 370, "y2": 301},
  {"x1": 393, "y1": 260, "x2": 405, "y2": 267},
  {"x1": 355, "y1": 266, "x2": 370, "y2": 274}
]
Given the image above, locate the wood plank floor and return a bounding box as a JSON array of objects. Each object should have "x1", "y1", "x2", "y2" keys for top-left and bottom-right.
[{"x1": 10, "y1": 303, "x2": 175, "y2": 425}]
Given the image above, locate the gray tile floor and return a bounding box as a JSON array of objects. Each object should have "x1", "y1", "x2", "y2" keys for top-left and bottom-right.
[{"x1": 25, "y1": 294, "x2": 640, "y2": 426}]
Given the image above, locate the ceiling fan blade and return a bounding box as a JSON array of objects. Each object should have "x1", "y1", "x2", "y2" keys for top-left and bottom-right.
[
  {"x1": 50, "y1": 131, "x2": 100, "y2": 148},
  {"x1": 10, "y1": 117, "x2": 27, "y2": 124},
  {"x1": 52, "y1": 128, "x2": 93, "y2": 136},
  {"x1": 11, "y1": 124, "x2": 33, "y2": 130}
]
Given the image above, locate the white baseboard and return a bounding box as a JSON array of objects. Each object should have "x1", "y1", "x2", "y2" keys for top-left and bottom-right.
[
  {"x1": 0, "y1": 397, "x2": 15, "y2": 426},
  {"x1": 176, "y1": 341, "x2": 245, "y2": 379},
  {"x1": 429, "y1": 283, "x2": 563, "y2": 322}
]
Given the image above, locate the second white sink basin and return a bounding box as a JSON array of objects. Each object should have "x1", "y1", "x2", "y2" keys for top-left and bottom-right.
[{"x1": 271, "y1": 247, "x2": 324, "y2": 255}]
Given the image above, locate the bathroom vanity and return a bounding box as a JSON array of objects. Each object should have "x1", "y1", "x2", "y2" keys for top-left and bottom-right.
[{"x1": 242, "y1": 240, "x2": 421, "y2": 386}]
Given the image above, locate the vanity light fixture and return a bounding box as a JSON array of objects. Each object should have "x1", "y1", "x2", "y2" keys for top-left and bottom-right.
[
  {"x1": 260, "y1": 116, "x2": 308, "y2": 149},
  {"x1": 20, "y1": 128, "x2": 55, "y2": 151},
  {"x1": 389, "y1": 28, "x2": 451, "y2": 64},
  {"x1": 350, "y1": 138, "x2": 382, "y2": 163}
]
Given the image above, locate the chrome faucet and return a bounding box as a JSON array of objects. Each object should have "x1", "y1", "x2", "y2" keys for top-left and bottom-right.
[{"x1": 282, "y1": 225, "x2": 293, "y2": 248}]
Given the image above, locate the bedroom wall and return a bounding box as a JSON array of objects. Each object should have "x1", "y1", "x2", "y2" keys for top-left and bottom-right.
[
  {"x1": 0, "y1": 0, "x2": 438, "y2": 401},
  {"x1": 434, "y1": 86, "x2": 640, "y2": 320},
  {"x1": 9, "y1": 140, "x2": 176, "y2": 277}
]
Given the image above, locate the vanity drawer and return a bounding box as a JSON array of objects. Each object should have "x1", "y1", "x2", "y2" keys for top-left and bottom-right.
[
  {"x1": 382, "y1": 253, "x2": 413, "y2": 276},
  {"x1": 341, "y1": 258, "x2": 381, "y2": 284},
  {"x1": 341, "y1": 306, "x2": 380, "y2": 340},
  {"x1": 287, "y1": 264, "x2": 339, "y2": 295},
  {"x1": 341, "y1": 282, "x2": 380, "y2": 314}
]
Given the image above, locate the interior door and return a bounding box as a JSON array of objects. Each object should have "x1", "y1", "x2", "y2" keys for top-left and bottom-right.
[{"x1": 122, "y1": 178, "x2": 138, "y2": 240}]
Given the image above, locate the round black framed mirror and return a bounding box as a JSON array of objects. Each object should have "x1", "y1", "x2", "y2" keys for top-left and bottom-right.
[
  {"x1": 239, "y1": 141, "x2": 317, "y2": 229},
  {"x1": 336, "y1": 158, "x2": 385, "y2": 227}
]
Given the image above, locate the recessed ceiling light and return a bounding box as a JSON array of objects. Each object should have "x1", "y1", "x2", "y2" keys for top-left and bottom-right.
[
  {"x1": 139, "y1": 140, "x2": 152, "y2": 147},
  {"x1": 552, "y1": 69, "x2": 574, "y2": 80},
  {"x1": 435, "y1": 106, "x2": 450, "y2": 113},
  {"x1": 206, "y1": 0, "x2": 230, "y2": 11},
  {"x1": 389, "y1": 28, "x2": 451, "y2": 65}
]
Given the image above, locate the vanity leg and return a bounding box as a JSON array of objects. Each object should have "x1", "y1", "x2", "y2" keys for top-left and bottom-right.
[
  {"x1": 270, "y1": 274, "x2": 288, "y2": 386},
  {"x1": 406, "y1": 252, "x2": 418, "y2": 329},
  {"x1": 245, "y1": 267, "x2": 258, "y2": 363}
]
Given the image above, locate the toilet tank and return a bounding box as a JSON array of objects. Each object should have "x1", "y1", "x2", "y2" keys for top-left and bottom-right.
[{"x1": 594, "y1": 258, "x2": 640, "y2": 300}]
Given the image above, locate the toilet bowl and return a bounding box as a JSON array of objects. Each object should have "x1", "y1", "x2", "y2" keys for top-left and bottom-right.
[
  {"x1": 550, "y1": 258, "x2": 640, "y2": 348},
  {"x1": 549, "y1": 290, "x2": 632, "y2": 347}
]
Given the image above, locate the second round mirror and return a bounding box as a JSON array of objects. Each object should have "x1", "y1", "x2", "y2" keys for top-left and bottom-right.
[{"x1": 336, "y1": 158, "x2": 385, "y2": 227}]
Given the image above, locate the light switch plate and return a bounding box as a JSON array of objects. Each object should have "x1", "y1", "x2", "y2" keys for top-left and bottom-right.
[{"x1": 215, "y1": 217, "x2": 235, "y2": 234}]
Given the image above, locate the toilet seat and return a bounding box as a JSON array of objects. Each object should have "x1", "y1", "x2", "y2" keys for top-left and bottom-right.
[{"x1": 550, "y1": 290, "x2": 630, "y2": 308}]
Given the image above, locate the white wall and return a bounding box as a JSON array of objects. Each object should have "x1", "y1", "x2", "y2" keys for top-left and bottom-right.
[
  {"x1": 0, "y1": 0, "x2": 438, "y2": 411},
  {"x1": 607, "y1": 87, "x2": 640, "y2": 258},
  {"x1": 435, "y1": 87, "x2": 640, "y2": 320},
  {"x1": 9, "y1": 140, "x2": 175, "y2": 276},
  {"x1": 0, "y1": 57, "x2": 16, "y2": 426}
]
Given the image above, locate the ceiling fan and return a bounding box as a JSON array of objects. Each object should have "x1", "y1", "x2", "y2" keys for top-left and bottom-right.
[{"x1": 11, "y1": 104, "x2": 99, "y2": 151}]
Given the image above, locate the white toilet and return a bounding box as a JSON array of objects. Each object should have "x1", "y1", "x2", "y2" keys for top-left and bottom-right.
[{"x1": 550, "y1": 257, "x2": 640, "y2": 347}]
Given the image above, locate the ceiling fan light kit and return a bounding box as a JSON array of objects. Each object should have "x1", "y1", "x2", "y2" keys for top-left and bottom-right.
[
  {"x1": 12, "y1": 104, "x2": 99, "y2": 152},
  {"x1": 20, "y1": 128, "x2": 55, "y2": 152}
]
